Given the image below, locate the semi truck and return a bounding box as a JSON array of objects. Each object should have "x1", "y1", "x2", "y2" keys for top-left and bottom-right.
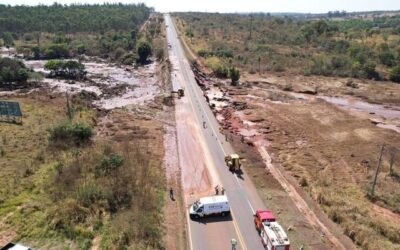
[
  {"x1": 189, "y1": 195, "x2": 230, "y2": 219},
  {"x1": 254, "y1": 210, "x2": 290, "y2": 250}
]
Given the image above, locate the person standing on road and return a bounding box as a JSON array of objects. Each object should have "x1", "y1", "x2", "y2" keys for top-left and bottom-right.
[
  {"x1": 221, "y1": 187, "x2": 225, "y2": 195},
  {"x1": 231, "y1": 238, "x2": 237, "y2": 250},
  {"x1": 169, "y1": 187, "x2": 174, "y2": 201},
  {"x1": 215, "y1": 185, "x2": 219, "y2": 195}
]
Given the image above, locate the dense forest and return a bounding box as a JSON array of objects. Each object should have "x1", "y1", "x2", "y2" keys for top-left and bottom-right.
[
  {"x1": 0, "y1": 3, "x2": 152, "y2": 33},
  {"x1": 177, "y1": 13, "x2": 400, "y2": 82},
  {"x1": 0, "y1": 3, "x2": 155, "y2": 62}
]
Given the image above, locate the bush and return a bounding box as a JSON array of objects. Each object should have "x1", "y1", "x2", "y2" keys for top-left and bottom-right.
[
  {"x1": 122, "y1": 53, "x2": 137, "y2": 65},
  {"x1": 137, "y1": 40, "x2": 152, "y2": 64},
  {"x1": 0, "y1": 57, "x2": 29, "y2": 85},
  {"x1": 43, "y1": 43, "x2": 70, "y2": 59},
  {"x1": 229, "y1": 67, "x2": 240, "y2": 85},
  {"x1": 76, "y1": 182, "x2": 103, "y2": 207},
  {"x1": 44, "y1": 60, "x2": 86, "y2": 80},
  {"x1": 389, "y1": 65, "x2": 400, "y2": 83},
  {"x1": 96, "y1": 154, "x2": 124, "y2": 175},
  {"x1": 76, "y1": 44, "x2": 86, "y2": 55},
  {"x1": 363, "y1": 62, "x2": 380, "y2": 80},
  {"x1": 49, "y1": 122, "x2": 93, "y2": 146},
  {"x1": 205, "y1": 57, "x2": 228, "y2": 78}
]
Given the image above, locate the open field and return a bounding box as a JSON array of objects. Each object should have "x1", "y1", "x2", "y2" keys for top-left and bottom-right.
[{"x1": 175, "y1": 12, "x2": 400, "y2": 250}]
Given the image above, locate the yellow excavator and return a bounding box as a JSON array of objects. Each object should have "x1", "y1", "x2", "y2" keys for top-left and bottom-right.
[{"x1": 225, "y1": 154, "x2": 241, "y2": 172}]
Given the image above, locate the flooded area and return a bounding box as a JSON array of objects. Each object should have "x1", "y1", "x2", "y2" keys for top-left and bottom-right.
[
  {"x1": 318, "y1": 96, "x2": 400, "y2": 120},
  {"x1": 1, "y1": 49, "x2": 160, "y2": 110}
]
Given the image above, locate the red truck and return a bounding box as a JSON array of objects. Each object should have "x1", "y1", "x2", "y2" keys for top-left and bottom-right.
[{"x1": 254, "y1": 210, "x2": 290, "y2": 250}]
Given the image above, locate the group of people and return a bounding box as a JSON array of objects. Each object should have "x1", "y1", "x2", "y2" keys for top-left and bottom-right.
[{"x1": 214, "y1": 185, "x2": 225, "y2": 195}]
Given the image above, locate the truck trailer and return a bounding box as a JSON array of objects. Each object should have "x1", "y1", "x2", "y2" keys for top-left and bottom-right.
[{"x1": 189, "y1": 195, "x2": 230, "y2": 219}]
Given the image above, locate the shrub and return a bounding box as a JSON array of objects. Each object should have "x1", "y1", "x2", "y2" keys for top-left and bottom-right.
[
  {"x1": 205, "y1": 57, "x2": 228, "y2": 78},
  {"x1": 45, "y1": 60, "x2": 86, "y2": 80},
  {"x1": 114, "y1": 47, "x2": 125, "y2": 60},
  {"x1": 122, "y1": 53, "x2": 137, "y2": 65},
  {"x1": 137, "y1": 40, "x2": 152, "y2": 64},
  {"x1": 379, "y1": 50, "x2": 395, "y2": 67},
  {"x1": 43, "y1": 43, "x2": 70, "y2": 59},
  {"x1": 389, "y1": 65, "x2": 400, "y2": 83},
  {"x1": 363, "y1": 62, "x2": 380, "y2": 80},
  {"x1": 76, "y1": 182, "x2": 103, "y2": 207},
  {"x1": 49, "y1": 122, "x2": 93, "y2": 146},
  {"x1": 76, "y1": 44, "x2": 86, "y2": 55},
  {"x1": 229, "y1": 67, "x2": 240, "y2": 85},
  {"x1": 96, "y1": 154, "x2": 124, "y2": 175},
  {"x1": 0, "y1": 57, "x2": 29, "y2": 85}
]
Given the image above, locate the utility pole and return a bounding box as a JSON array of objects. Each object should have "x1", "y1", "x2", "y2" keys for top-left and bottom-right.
[
  {"x1": 249, "y1": 14, "x2": 254, "y2": 40},
  {"x1": 370, "y1": 144, "x2": 385, "y2": 197},
  {"x1": 389, "y1": 148, "x2": 396, "y2": 176},
  {"x1": 66, "y1": 92, "x2": 73, "y2": 121}
]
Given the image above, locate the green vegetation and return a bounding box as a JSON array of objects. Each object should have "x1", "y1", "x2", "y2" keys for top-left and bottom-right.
[
  {"x1": 390, "y1": 65, "x2": 400, "y2": 83},
  {"x1": 229, "y1": 66, "x2": 240, "y2": 85},
  {"x1": 0, "y1": 3, "x2": 152, "y2": 62},
  {"x1": 0, "y1": 57, "x2": 29, "y2": 86},
  {"x1": 137, "y1": 39, "x2": 152, "y2": 64},
  {"x1": 44, "y1": 60, "x2": 86, "y2": 79},
  {"x1": 176, "y1": 13, "x2": 400, "y2": 82},
  {"x1": 49, "y1": 121, "x2": 93, "y2": 146},
  {"x1": 0, "y1": 4, "x2": 151, "y2": 34},
  {"x1": 0, "y1": 96, "x2": 165, "y2": 249}
]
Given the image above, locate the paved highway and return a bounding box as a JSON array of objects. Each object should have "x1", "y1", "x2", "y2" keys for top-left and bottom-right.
[{"x1": 165, "y1": 14, "x2": 267, "y2": 250}]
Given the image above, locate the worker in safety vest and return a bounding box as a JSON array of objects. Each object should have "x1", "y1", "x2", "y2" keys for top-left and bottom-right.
[{"x1": 231, "y1": 238, "x2": 237, "y2": 250}]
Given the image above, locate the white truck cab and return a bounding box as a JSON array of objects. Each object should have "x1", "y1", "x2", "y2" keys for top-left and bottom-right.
[{"x1": 189, "y1": 195, "x2": 230, "y2": 219}]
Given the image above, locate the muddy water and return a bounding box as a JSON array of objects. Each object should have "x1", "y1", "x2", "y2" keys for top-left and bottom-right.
[
  {"x1": 4, "y1": 51, "x2": 159, "y2": 110},
  {"x1": 319, "y1": 96, "x2": 400, "y2": 120}
]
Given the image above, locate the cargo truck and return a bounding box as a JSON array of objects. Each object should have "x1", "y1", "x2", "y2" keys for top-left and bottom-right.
[{"x1": 189, "y1": 195, "x2": 230, "y2": 219}]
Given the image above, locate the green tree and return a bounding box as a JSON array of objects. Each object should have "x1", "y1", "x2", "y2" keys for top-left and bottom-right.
[
  {"x1": 137, "y1": 40, "x2": 152, "y2": 64},
  {"x1": 16, "y1": 68, "x2": 29, "y2": 82},
  {"x1": 45, "y1": 60, "x2": 85, "y2": 79},
  {"x1": 389, "y1": 66, "x2": 400, "y2": 83},
  {"x1": 229, "y1": 67, "x2": 240, "y2": 85},
  {"x1": 363, "y1": 62, "x2": 379, "y2": 80},
  {"x1": 2, "y1": 32, "x2": 14, "y2": 47}
]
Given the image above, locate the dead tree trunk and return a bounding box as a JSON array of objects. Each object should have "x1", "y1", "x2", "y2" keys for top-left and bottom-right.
[{"x1": 371, "y1": 144, "x2": 385, "y2": 197}]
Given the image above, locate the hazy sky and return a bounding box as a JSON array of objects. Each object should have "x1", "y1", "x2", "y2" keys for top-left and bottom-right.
[{"x1": 2, "y1": 0, "x2": 400, "y2": 13}]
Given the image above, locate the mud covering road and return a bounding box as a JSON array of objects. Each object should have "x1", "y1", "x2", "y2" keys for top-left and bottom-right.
[{"x1": 166, "y1": 14, "x2": 271, "y2": 250}]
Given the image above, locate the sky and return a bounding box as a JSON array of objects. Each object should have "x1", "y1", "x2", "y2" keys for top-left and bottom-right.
[{"x1": 1, "y1": 0, "x2": 400, "y2": 13}]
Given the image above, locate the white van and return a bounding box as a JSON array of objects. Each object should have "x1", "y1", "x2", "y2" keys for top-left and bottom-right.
[{"x1": 189, "y1": 195, "x2": 230, "y2": 219}]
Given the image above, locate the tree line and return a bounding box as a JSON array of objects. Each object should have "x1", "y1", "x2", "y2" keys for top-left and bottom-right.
[{"x1": 0, "y1": 3, "x2": 152, "y2": 34}]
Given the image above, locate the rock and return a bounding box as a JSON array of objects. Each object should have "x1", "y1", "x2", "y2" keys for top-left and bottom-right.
[{"x1": 297, "y1": 86, "x2": 317, "y2": 95}]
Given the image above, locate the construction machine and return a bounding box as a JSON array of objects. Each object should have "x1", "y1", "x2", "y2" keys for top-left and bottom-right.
[
  {"x1": 178, "y1": 88, "x2": 184, "y2": 97},
  {"x1": 225, "y1": 154, "x2": 241, "y2": 172}
]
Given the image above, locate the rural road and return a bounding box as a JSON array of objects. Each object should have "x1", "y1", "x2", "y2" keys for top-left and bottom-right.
[{"x1": 165, "y1": 14, "x2": 268, "y2": 250}]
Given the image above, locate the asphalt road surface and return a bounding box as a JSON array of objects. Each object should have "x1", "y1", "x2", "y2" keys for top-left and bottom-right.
[{"x1": 165, "y1": 14, "x2": 267, "y2": 250}]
